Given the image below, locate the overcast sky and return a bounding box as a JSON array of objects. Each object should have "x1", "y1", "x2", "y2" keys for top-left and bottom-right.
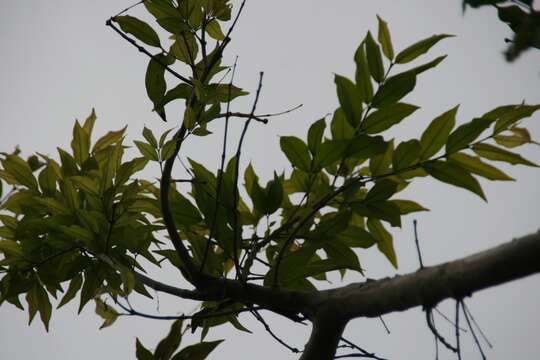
[{"x1": 1, "y1": 1, "x2": 539, "y2": 359}]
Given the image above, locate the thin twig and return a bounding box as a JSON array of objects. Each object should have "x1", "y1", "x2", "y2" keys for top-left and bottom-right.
[
  {"x1": 463, "y1": 302, "x2": 493, "y2": 349},
  {"x1": 106, "y1": 20, "x2": 193, "y2": 86},
  {"x1": 113, "y1": 0, "x2": 144, "y2": 17},
  {"x1": 413, "y1": 219, "x2": 424, "y2": 269},
  {"x1": 433, "y1": 307, "x2": 467, "y2": 332},
  {"x1": 455, "y1": 300, "x2": 462, "y2": 360},
  {"x1": 425, "y1": 308, "x2": 458, "y2": 353},
  {"x1": 251, "y1": 309, "x2": 301, "y2": 353},
  {"x1": 339, "y1": 337, "x2": 387, "y2": 360},
  {"x1": 378, "y1": 316, "x2": 391, "y2": 334},
  {"x1": 201, "y1": 57, "x2": 238, "y2": 272},
  {"x1": 232, "y1": 71, "x2": 265, "y2": 278},
  {"x1": 461, "y1": 301, "x2": 487, "y2": 359}
]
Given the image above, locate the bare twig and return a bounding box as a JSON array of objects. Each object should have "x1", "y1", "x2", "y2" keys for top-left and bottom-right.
[
  {"x1": 463, "y1": 302, "x2": 493, "y2": 349},
  {"x1": 461, "y1": 301, "x2": 487, "y2": 359},
  {"x1": 232, "y1": 71, "x2": 265, "y2": 278},
  {"x1": 251, "y1": 309, "x2": 301, "y2": 353},
  {"x1": 455, "y1": 300, "x2": 462, "y2": 360},
  {"x1": 425, "y1": 308, "x2": 458, "y2": 353},
  {"x1": 413, "y1": 219, "x2": 424, "y2": 269},
  {"x1": 338, "y1": 337, "x2": 387, "y2": 360}
]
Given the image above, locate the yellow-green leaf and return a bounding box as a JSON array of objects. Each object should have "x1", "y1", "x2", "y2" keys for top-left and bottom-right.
[
  {"x1": 365, "y1": 31, "x2": 385, "y2": 83},
  {"x1": 420, "y1": 105, "x2": 458, "y2": 159},
  {"x1": 377, "y1": 15, "x2": 394, "y2": 60},
  {"x1": 206, "y1": 19, "x2": 225, "y2": 40},
  {"x1": 1, "y1": 155, "x2": 39, "y2": 191},
  {"x1": 354, "y1": 42, "x2": 374, "y2": 103},
  {"x1": 95, "y1": 298, "x2": 119, "y2": 330},
  {"x1": 473, "y1": 143, "x2": 538, "y2": 167},
  {"x1": 395, "y1": 34, "x2": 454, "y2": 64},
  {"x1": 449, "y1": 153, "x2": 514, "y2": 181}
]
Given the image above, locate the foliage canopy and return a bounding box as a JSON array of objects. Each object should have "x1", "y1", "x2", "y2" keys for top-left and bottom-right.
[{"x1": 1, "y1": 1, "x2": 539, "y2": 358}]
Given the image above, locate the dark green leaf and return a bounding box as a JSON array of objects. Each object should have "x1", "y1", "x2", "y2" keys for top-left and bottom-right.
[
  {"x1": 446, "y1": 117, "x2": 493, "y2": 154},
  {"x1": 369, "y1": 139, "x2": 394, "y2": 176},
  {"x1": 171, "y1": 340, "x2": 224, "y2": 360},
  {"x1": 395, "y1": 34, "x2": 454, "y2": 64},
  {"x1": 331, "y1": 108, "x2": 355, "y2": 140},
  {"x1": 334, "y1": 75, "x2": 363, "y2": 128},
  {"x1": 363, "y1": 103, "x2": 419, "y2": 134},
  {"x1": 354, "y1": 42, "x2": 373, "y2": 103},
  {"x1": 313, "y1": 140, "x2": 349, "y2": 170},
  {"x1": 372, "y1": 71, "x2": 416, "y2": 108},
  {"x1": 115, "y1": 15, "x2": 161, "y2": 48},
  {"x1": 156, "y1": 17, "x2": 190, "y2": 34},
  {"x1": 366, "y1": 179, "x2": 398, "y2": 203},
  {"x1": 280, "y1": 136, "x2": 311, "y2": 172},
  {"x1": 347, "y1": 135, "x2": 387, "y2": 160},
  {"x1": 423, "y1": 160, "x2": 486, "y2": 200},
  {"x1": 337, "y1": 226, "x2": 377, "y2": 248},
  {"x1": 409, "y1": 55, "x2": 447, "y2": 75},
  {"x1": 136, "y1": 338, "x2": 154, "y2": 360},
  {"x1": 57, "y1": 274, "x2": 83, "y2": 309},
  {"x1": 155, "y1": 319, "x2": 183, "y2": 360},
  {"x1": 365, "y1": 31, "x2": 385, "y2": 83},
  {"x1": 143, "y1": 127, "x2": 158, "y2": 148},
  {"x1": 393, "y1": 139, "x2": 421, "y2": 171},
  {"x1": 307, "y1": 118, "x2": 326, "y2": 155},
  {"x1": 492, "y1": 104, "x2": 540, "y2": 134}
]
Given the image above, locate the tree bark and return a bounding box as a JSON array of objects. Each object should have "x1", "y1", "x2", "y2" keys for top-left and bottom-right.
[{"x1": 325, "y1": 231, "x2": 540, "y2": 319}]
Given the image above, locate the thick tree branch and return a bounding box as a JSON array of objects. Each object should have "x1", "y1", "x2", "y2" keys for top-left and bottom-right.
[{"x1": 325, "y1": 231, "x2": 540, "y2": 319}]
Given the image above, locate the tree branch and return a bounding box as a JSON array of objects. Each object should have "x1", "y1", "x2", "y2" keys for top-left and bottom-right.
[{"x1": 325, "y1": 231, "x2": 540, "y2": 319}]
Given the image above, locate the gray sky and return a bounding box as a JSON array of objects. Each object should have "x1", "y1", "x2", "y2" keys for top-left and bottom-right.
[{"x1": 1, "y1": 1, "x2": 539, "y2": 359}]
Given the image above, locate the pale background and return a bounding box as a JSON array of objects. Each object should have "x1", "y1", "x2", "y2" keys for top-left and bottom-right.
[{"x1": 1, "y1": 1, "x2": 539, "y2": 359}]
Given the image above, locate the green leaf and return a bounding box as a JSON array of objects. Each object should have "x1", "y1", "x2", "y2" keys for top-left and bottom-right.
[
  {"x1": 337, "y1": 226, "x2": 377, "y2": 248},
  {"x1": 313, "y1": 140, "x2": 349, "y2": 170},
  {"x1": 135, "y1": 141, "x2": 160, "y2": 162},
  {"x1": 473, "y1": 143, "x2": 538, "y2": 167},
  {"x1": 30, "y1": 282, "x2": 52, "y2": 331},
  {"x1": 331, "y1": 108, "x2": 355, "y2": 140},
  {"x1": 156, "y1": 17, "x2": 190, "y2": 34},
  {"x1": 160, "y1": 139, "x2": 177, "y2": 161},
  {"x1": 205, "y1": 84, "x2": 248, "y2": 103},
  {"x1": 391, "y1": 199, "x2": 429, "y2": 214},
  {"x1": 334, "y1": 74, "x2": 363, "y2": 128},
  {"x1": 171, "y1": 33, "x2": 199, "y2": 64},
  {"x1": 494, "y1": 127, "x2": 531, "y2": 148},
  {"x1": 420, "y1": 105, "x2": 458, "y2": 159},
  {"x1": 449, "y1": 153, "x2": 514, "y2": 181},
  {"x1": 446, "y1": 117, "x2": 493, "y2": 154},
  {"x1": 206, "y1": 19, "x2": 225, "y2": 40},
  {"x1": 307, "y1": 118, "x2": 326, "y2": 155},
  {"x1": 323, "y1": 240, "x2": 362, "y2": 273},
  {"x1": 395, "y1": 34, "x2": 454, "y2": 64},
  {"x1": 369, "y1": 139, "x2": 394, "y2": 176},
  {"x1": 393, "y1": 139, "x2": 421, "y2": 171},
  {"x1": 71, "y1": 176, "x2": 100, "y2": 195},
  {"x1": 492, "y1": 104, "x2": 540, "y2": 134},
  {"x1": 145, "y1": 54, "x2": 171, "y2": 121},
  {"x1": 93, "y1": 127, "x2": 127, "y2": 153},
  {"x1": 57, "y1": 274, "x2": 83, "y2": 309},
  {"x1": 280, "y1": 136, "x2": 311, "y2": 172},
  {"x1": 38, "y1": 163, "x2": 58, "y2": 195},
  {"x1": 371, "y1": 71, "x2": 416, "y2": 108},
  {"x1": 352, "y1": 201, "x2": 401, "y2": 227},
  {"x1": 79, "y1": 270, "x2": 100, "y2": 314},
  {"x1": 114, "y1": 15, "x2": 161, "y2": 48},
  {"x1": 159, "y1": 84, "x2": 193, "y2": 108},
  {"x1": 95, "y1": 298, "x2": 119, "y2": 329},
  {"x1": 143, "y1": 127, "x2": 158, "y2": 148},
  {"x1": 423, "y1": 160, "x2": 486, "y2": 200},
  {"x1": 366, "y1": 179, "x2": 398, "y2": 203},
  {"x1": 1, "y1": 155, "x2": 39, "y2": 191},
  {"x1": 347, "y1": 135, "x2": 387, "y2": 160},
  {"x1": 58, "y1": 148, "x2": 78, "y2": 177},
  {"x1": 363, "y1": 103, "x2": 419, "y2": 134},
  {"x1": 71, "y1": 121, "x2": 90, "y2": 165},
  {"x1": 136, "y1": 338, "x2": 154, "y2": 360},
  {"x1": 409, "y1": 55, "x2": 447, "y2": 75},
  {"x1": 367, "y1": 218, "x2": 397, "y2": 268},
  {"x1": 155, "y1": 319, "x2": 184, "y2": 360},
  {"x1": 354, "y1": 42, "x2": 373, "y2": 103},
  {"x1": 171, "y1": 340, "x2": 224, "y2": 360},
  {"x1": 82, "y1": 108, "x2": 97, "y2": 136},
  {"x1": 365, "y1": 31, "x2": 385, "y2": 83},
  {"x1": 377, "y1": 15, "x2": 394, "y2": 60}
]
